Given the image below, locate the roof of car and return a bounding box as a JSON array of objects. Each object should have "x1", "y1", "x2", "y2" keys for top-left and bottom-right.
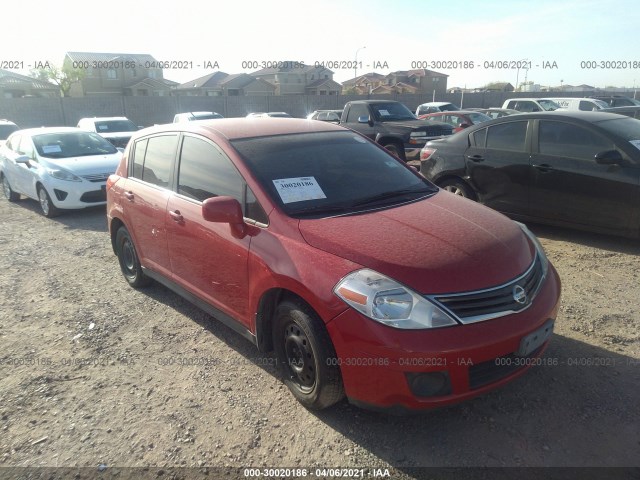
[
  {"x1": 418, "y1": 102, "x2": 455, "y2": 107},
  {"x1": 133, "y1": 118, "x2": 346, "y2": 141},
  {"x1": 478, "y1": 111, "x2": 630, "y2": 123},
  {"x1": 422, "y1": 110, "x2": 485, "y2": 115},
  {"x1": 10, "y1": 126, "x2": 90, "y2": 136}
]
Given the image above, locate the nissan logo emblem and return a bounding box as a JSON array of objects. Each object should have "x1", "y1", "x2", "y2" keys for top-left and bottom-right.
[{"x1": 513, "y1": 285, "x2": 527, "y2": 305}]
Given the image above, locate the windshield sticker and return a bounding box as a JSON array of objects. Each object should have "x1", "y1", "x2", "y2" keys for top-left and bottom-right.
[
  {"x1": 384, "y1": 160, "x2": 400, "y2": 168},
  {"x1": 630, "y1": 140, "x2": 640, "y2": 150},
  {"x1": 378, "y1": 109, "x2": 390, "y2": 116},
  {"x1": 42, "y1": 145, "x2": 62, "y2": 154},
  {"x1": 273, "y1": 177, "x2": 327, "y2": 204},
  {"x1": 353, "y1": 136, "x2": 367, "y2": 143},
  {"x1": 98, "y1": 125, "x2": 108, "y2": 131}
]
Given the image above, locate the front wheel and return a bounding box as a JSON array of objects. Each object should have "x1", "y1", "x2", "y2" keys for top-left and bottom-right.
[
  {"x1": 383, "y1": 143, "x2": 406, "y2": 161},
  {"x1": 37, "y1": 186, "x2": 60, "y2": 217},
  {"x1": 115, "y1": 227, "x2": 152, "y2": 288},
  {"x1": 438, "y1": 178, "x2": 476, "y2": 200},
  {"x1": 2, "y1": 174, "x2": 19, "y2": 202},
  {"x1": 273, "y1": 300, "x2": 344, "y2": 410}
]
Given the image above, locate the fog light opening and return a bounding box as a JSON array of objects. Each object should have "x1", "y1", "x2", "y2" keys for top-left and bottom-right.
[{"x1": 406, "y1": 371, "x2": 452, "y2": 397}]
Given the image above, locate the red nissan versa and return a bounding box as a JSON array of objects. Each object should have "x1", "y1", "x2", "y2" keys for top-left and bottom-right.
[{"x1": 106, "y1": 118, "x2": 561, "y2": 412}]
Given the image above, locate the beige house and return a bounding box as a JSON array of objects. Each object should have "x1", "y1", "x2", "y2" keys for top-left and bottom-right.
[
  {"x1": 342, "y1": 72, "x2": 386, "y2": 94},
  {"x1": 250, "y1": 63, "x2": 340, "y2": 95},
  {"x1": 175, "y1": 72, "x2": 276, "y2": 96},
  {"x1": 0, "y1": 69, "x2": 59, "y2": 98},
  {"x1": 384, "y1": 69, "x2": 448, "y2": 95},
  {"x1": 64, "y1": 52, "x2": 176, "y2": 97}
]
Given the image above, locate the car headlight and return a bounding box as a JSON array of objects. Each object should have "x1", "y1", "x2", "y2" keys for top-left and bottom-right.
[
  {"x1": 515, "y1": 222, "x2": 549, "y2": 277},
  {"x1": 334, "y1": 269, "x2": 458, "y2": 329},
  {"x1": 47, "y1": 168, "x2": 82, "y2": 182}
]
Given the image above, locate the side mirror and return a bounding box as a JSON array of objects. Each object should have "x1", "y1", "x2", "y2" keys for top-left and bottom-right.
[
  {"x1": 137, "y1": 125, "x2": 145, "y2": 130},
  {"x1": 202, "y1": 196, "x2": 247, "y2": 239},
  {"x1": 595, "y1": 150, "x2": 624, "y2": 165},
  {"x1": 458, "y1": 122, "x2": 471, "y2": 129},
  {"x1": 357, "y1": 115, "x2": 371, "y2": 124},
  {"x1": 15, "y1": 155, "x2": 31, "y2": 164}
]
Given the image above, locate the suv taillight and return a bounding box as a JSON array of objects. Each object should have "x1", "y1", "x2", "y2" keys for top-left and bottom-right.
[{"x1": 420, "y1": 147, "x2": 437, "y2": 161}]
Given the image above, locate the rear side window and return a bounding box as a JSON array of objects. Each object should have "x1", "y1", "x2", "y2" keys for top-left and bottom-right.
[
  {"x1": 132, "y1": 134, "x2": 177, "y2": 187},
  {"x1": 486, "y1": 121, "x2": 528, "y2": 152},
  {"x1": 472, "y1": 128, "x2": 487, "y2": 147}
]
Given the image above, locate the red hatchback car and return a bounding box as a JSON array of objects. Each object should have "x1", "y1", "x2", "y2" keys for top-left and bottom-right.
[{"x1": 106, "y1": 119, "x2": 561, "y2": 412}]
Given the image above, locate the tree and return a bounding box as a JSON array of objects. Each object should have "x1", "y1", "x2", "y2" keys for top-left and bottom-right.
[{"x1": 30, "y1": 63, "x2": 85, "y2": 97}]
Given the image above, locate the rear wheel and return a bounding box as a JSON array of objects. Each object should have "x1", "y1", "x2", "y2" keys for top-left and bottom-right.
[
  {"x1": 1, "y1": 174, "x2": 19, "y2": 202},
  {"x1": 37, "y1": 186, "x2": 60, "y2": 217},
  {"x1": 273, "y1": 299, "x2": 344, "y2": 410},
  {"x1": 115, "y1": 227, "x2": 152, "y2": 288},
  {"x1": 438, "y1": 178, "x2": 476, "y2": 200}
]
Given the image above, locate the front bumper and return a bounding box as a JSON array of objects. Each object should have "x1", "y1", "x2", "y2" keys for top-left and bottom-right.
[
  {"x1": 45, "y1": 179, "x2": 107, "y2": 209},
  {"x1": 326, "y1": 264, "x2": 561, "y2": 411}
]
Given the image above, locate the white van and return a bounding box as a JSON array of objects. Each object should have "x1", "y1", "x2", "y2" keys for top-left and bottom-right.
[
  {"x1": 501, "y1": 98, "x2": 560, "y2": 112},
  {"x1": 541, "y1": 97, "x2": 610, "y2": 111}
]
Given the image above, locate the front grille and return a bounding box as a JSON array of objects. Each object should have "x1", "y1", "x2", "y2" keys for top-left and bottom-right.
[
  {"x1": 81, "y1": 173, "x2": 111, "y2": 182},
  {"x1": 469, "y1": 345, "x2": 544, "y2": 390},
  {"x1": 80, "y1": 189, "x2": 106, "y2": 203},
  {"x1": 423, "y1": 125, "x2": 453, "y2": 138},
  {"x1": 431, "y1": 255, "x2": 545, "y2": 324}
]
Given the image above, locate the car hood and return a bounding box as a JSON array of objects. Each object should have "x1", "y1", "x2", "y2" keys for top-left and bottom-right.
[
  {"x1": 298, "y1": 192, "x2": 534, "y2": 294},
  {"x1": 42, "y1": 153, "x2": 122, "y2": 176}
]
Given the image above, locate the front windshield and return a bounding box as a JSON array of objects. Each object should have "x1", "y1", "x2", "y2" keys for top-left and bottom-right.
[
  {"x1": 94, "y1": 120, "x2": 137, "y2": 132},
  {"x1": 539, "y1": 100, "x2": 560, "y2": 111},
  {"x1": 33, "y1": 132, "x2": 118, "y2": 158},
  {"x1": 194, "y1": 113, "x2": 223, "y2": 120},
  {"x1": 0, "y1": 124, "x2": 19, "y2": 140},
  {"x1": 371, "y1": 103, "x2": 416, "y2": 121},
  {"x1": 439, "y1": 103, "x2": 460, "y2": 112},
  {"x1": 231, "y1": 131, "x2": 436, "y2": 218}
]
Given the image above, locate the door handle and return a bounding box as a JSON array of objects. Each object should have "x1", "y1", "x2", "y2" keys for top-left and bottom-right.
[
  {"x1": 124, "y1": 191, "x2": 134, "y2": 201},
  {"x1": 533, "y1": 164, "x2": 554, "y2": 172},
  {"x1": 169, "y1": 210, "x2": 184, "y2": 223},
  {"x1": 466, "y1": 154, "x2": 484, "y2": 162}
]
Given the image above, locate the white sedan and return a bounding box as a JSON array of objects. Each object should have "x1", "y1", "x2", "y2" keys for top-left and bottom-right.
[{"x1": 0, "y1": 127, "x2": 122, "y2": 217}]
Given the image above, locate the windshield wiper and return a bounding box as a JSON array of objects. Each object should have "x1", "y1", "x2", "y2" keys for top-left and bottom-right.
[
  {"x1": 291, "y1": 203, "x2": 354, "y2": 217},
  {"x1": 351, "y1": 188, "x2": 434, "y2": 208}
]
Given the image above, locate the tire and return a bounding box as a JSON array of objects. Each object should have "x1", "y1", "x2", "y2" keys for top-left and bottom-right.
[
  {"x1": 438, "y1": 178, "x2": 476, "y2": 200},
  {"x1": 37, "y1": 185, "x2": 60, "y2": 217},
  {"x1": 1, "y1": 174, "x2": 19, "y2": 202},
  {"x1": 115, "y1": 226, "x2": 152, "y2": 288},
  {"x1": 383, "y1": 143, "x2": 406, "y2": 161},
  {"x1": 273, "y1": 299, "x2": 344, "y2": 410}
]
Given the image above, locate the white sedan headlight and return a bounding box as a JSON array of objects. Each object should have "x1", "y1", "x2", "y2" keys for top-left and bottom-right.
[
  {"x1": 334, "y1": 269, "x2": 458, "y2": 329},
  {"x1": 47, "y1": 168, "x2": 82, "y2": 182}
]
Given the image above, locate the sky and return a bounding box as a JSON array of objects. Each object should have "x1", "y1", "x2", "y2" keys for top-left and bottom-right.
[{"x1": 4, "y1": 0, "x2": 640, "y2": 91}]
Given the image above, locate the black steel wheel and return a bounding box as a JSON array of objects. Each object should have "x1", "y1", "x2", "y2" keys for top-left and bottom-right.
[
  {"x1": 115, "y1": 226, "x2": 152, "y2": 288},
  {"x1": 273, "y1": 299, "x2": 344, "y2": 410}
]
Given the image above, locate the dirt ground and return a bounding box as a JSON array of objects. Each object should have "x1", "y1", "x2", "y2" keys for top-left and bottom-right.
[{"x1": 0, "y1": 196, "x2": 638, "y2": 479}]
